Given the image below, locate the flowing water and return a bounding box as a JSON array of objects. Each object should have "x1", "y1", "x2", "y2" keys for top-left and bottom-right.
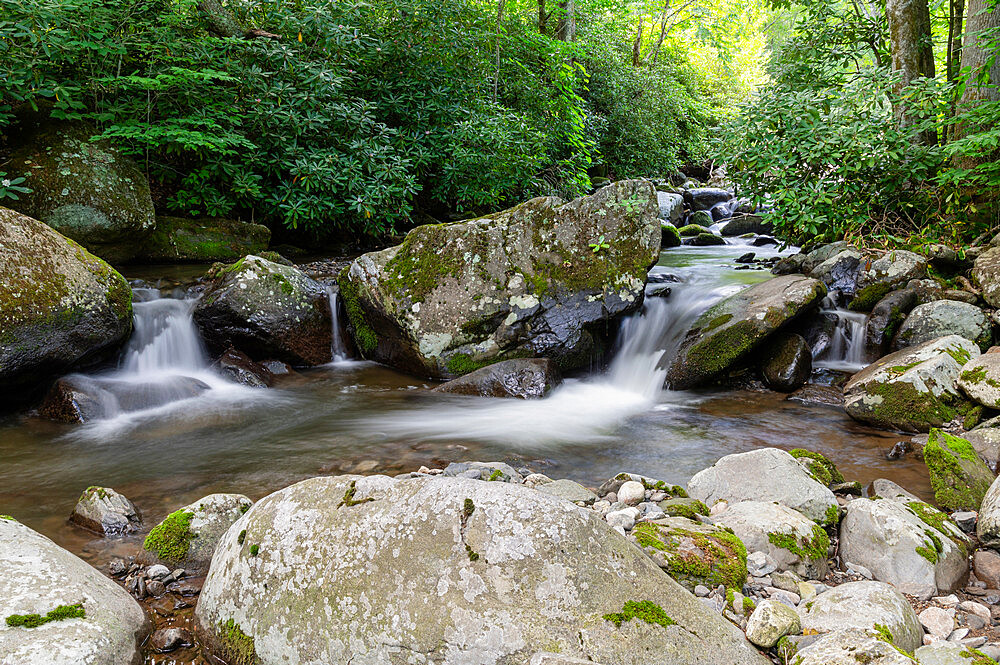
[
  {"x1": 0, "y1": 243, "x2": 931, "y2": 566},
  {"x1": 814, "y1": 302, "x2": 869, "y2": 372}
]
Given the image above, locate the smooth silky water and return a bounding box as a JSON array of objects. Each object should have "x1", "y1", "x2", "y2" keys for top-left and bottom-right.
[{"x1": 0, "y1": 242, "x2": 931, "y2": 566}]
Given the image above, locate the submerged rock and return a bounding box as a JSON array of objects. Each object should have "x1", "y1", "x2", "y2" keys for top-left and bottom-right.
[
  {"x1": 0, "y1": 516, "x2": 148, "y2": 664},
  {"x1": 432, "y1": 358, "x2": 562, "y2": 399},
  {"x1": 687, "y1": 448, "x2": 838, "y2": 525},
  {"x1": 38, "y1": 374, "x2": 210, "y2": 423},
  {"x1": 842, "y1": 335, "x2": 980, "y2": 432},
  {"x1": 893, "y1": 300, "x2": 991, "y2": 351},
  {"x1": 924, "y1": 429, "x2": 994, "y2": 511},
  {"x1": 667, "y1": 275, "x2": 826, "y2": 389},
  {"x1": 213, "y1": 347, "x2": 274, "y2": 388},
  {"x1": 6, "y1": 117, "x2": 154, "y2": 263},
  {"x1": 797, "y1": 582, "x2": 923, "y2": 653},
  {"x1": 0, "y1": 207, "x2": 133, "y2": 404},
  {"x1": 337, "y1": 180, "x2": 660, "y2": 379},
  {"x1": 194, "y1": 255, "x2": 332, "y2": 366},
  {"x1": 761, "y1": 333, "x2": 812, "y2": 392},
  {"x1": 70, "y1": 486, "x2": 141, "y2": 536},
  {"x1": 139, "y1": 493, "x2": 252, "y2": 573},
  {"x1": 194, "y1": 474, "x2": 768, "y2": 665},
  {"x1": 141, "y1": 217, "x2": 270, "y2": 263}
]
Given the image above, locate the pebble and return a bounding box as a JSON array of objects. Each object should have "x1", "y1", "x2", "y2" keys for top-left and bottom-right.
[
  {"x1": 770, "y1": 571, "x2": 802, "y2": 593},
  {"x1": 933, "y1": 594, "x2": 960, "y2": 608},
  {"x1": 947, "y1": 628, "x2": 969, "y2": 642},
  {"x1": 845, "y1": 562, "x2": 873, "y2": 579},
  {"x1": 964, "y1": 636, "x2": 987, "y2": 648},
  {"x1": 952, "y1": 511, "x2": 978, "y2": 532},
  {"x1": 592, "y1": 500, "x2": 611, "y2": 514},
  {"x1": 617, "y1": 481, "x2": 645, "y2": 505},
  {"x1": 150, "y1": 627, "x2": 193, "y2": 653},
  {"x1": 709, "y1": 500, "x2": 729, "y2": 516},
  {"x1": 769, "y1": 589, "x2": 800, "y2": 608},
  {"x1": 919, "y1": 606, "x2": 956, "y2": 639},
  {"x1": 605, "y1": 507, "x2": 639, "y2": 531},
  {"x1": 146, "y1": 564, "x2": 170, "y2": 580},
  {"x1": 747, "y1": 551, "x2": 777, "y2": 577},
  {"x1": 694, "y1": 585, "x2": 710, "y2": 597},
  {"x1": 108, "y1": 559, "x2": 127, "y2": 576},
  {"x1": 146, "y1": 580, "x2": 166, "y2": 597},
  {"x1": 966, "y1": 614, "x2": 988, "y2": 630},
  {"x1": 649, "y1": 491, "x2": 667, "y2": 502},
  {"x1": 522, "y1": 473, "x2": 553, "y2": 488},
  {"x1": 958, "y1": 600, "x2": 991, "y2": 622},
  {"x1": 797, "y1": 581, "x2": 817, "y2": 603}
]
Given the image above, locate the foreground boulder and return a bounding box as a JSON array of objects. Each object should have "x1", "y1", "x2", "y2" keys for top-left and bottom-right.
[
  {"x1": 69, "y1": 486, "x2": 141, "y2": 536},
  {"x1": 193, "y1": 255, "x2": 332, "y2": 366},
  {"x1": 687, "y1": 448, "x2": 838, "y2": 525},
  {"x1": 667, "y1": 275, "x2": 826, "y2": 389},
  {"x1": 139, "y1": 493, "x2": 252, "y2": 573},
  {"x1": 839, "y1": 498, "x2": 968, "y2": 599},
  {"x1": 7, "y1": 117, "x2": 154, "y2": 263},
  {"x1": 761, "y1": 333, "x2": 811, "y2": 392},
  {"x1": 893, "y1": 300, "x2": 991, "y2": 351},
  {"x1": 337, "y1": 180, "x2": 660, "y2": 379},
  {"x1": 796, "y1": 581, "x2": 923, "y2": 653},
  {"x1": 0, "y1": 207, "x2": 132, "y2": 402},
  {"x1": 0, "y1": 516, "x2": 148, "y2": 664},
  {"x1": 843, "y1": 335, "x2": 980, "y2": 432},
  {"x1": 792, "y1": 628, "x2": 916, "y2": 665},
  {"x1": 141, "y1": 216, "x2": 270, "y2": 263},
  {"x1": 432, "y1": 358, "x2": 562, "y2": 398},
  {"x1": 923, "y1": 429, "x2": 994, "y2": 511},
  {"x1": 195, "y1": 475, "x2": 768, "y2": 665}
]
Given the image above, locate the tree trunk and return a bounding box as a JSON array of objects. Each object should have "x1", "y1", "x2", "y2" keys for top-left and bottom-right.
[
  {"x1": 649, "y1": 1, "x2": 671, "y2": 64},
  {"x1": 198, "y1": 0, "x2": 245, "y2": 38},
  {"x1": 947, "y1": 0, "x2": 966, "y2": 84},
  {"x1": 886, "y1": 0, "x2": 936, "y2": 140},
  {"x1": 555, "y1": 0, "x2": 575, "y2": 41},
  {"x1": 632, "y1": 16, "x2": 644, "y2": 66},
  {"x1": 538, "y1": 0, "x2": 548, "y2": 35},
  {"x1": 955, "y1": 0, "x2": 1000, "y2": 167}
]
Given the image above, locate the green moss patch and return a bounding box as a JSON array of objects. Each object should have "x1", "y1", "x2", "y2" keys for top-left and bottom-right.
[
  {"x1": 848, "y1": 282, "x2": 893, "y2": 311},
  {"x1": 143, "y1": 509, "x2": 195, "y2": 562},
  {"x1": 633, "y1": 521, "x2": 747, "y2": 589},
  {"x1": 338, "y1": 480, "x2": 375, "y2": 508},
  {"x1": 337, "y1": 267, "x2": 377, "y2": 354},
  {"x1": 220, "y1": 618, "x2": 258, "y2": 665},
  {"x1": 767, "y1": 524, "x2": 830, "y2": 562},
  {"x1": 789, "y1": 449, "x2": 845, "y2": 485},
  {"x1": 6, "y1": 603, "x2": 85, "y2": 628},
  {"x1": 603, "y1": 600, "x2": 676, "y2": 629},
  {"x1": 924, "y1": 429, "x2": 993, "y2": 511}
]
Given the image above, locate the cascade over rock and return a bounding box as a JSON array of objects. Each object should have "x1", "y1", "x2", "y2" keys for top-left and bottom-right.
[{"x1": 337, "y1": 180, "x2": 660, "y2": 379}]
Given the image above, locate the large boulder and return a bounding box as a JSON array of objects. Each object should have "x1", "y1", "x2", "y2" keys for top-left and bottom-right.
[
  {"x1": 893, "y1": 301, "x2": 991, "y2": 351},
  {"x1": 7, "y1": 117, "x2": 154, "y2": 262},
  {"x1": 843, "y1": 335, "x2": 981, "y2": 432},
  {"x1": 856, "y1": 250, "x2": 928, "y2": 293},
  {"x1": 923, "y1": 429, "x2": 995, "y2": 511},
  {"x1": 865, "y1": 289, "x2": 918, "y2": 358},
  {"x1": 713, "y1": 501, "x2": 830, "y2": 579},
  {"x1": 0, "y1": 207, "x2": 132, "y2": 402},
  {"x1": 666, "y1": 276, "x2": 827, "y2": 389},
  {"x1": 721, "y1": 214, "x2": 771, "y2": 237},
  {"x1": 972, "y1": 246, "x2": 1000, "y2": 307},
  {"x1": 792, "y1": 629, "x2": 916, "y2": 665},
  {"x1": 141, "y1": 217, "x2": 270, "y2": 263},
  {"x1": 958, "y1": 353, "x2": 1000, "y2": 409},
  {"x1": 432, "y1": 358, "x2": 562, "y2": 398},
  {"x1": 761, "y1": 333, "x2": 812, "y2": 392},
  {"x1": 337, "y1": 180, "x2": 660, "y2": 379},
  {"x1": 687, "y1": 448, "x2": 839, "y2": 525},
  {"x1": 139, "y1": 493, "x2": 253, "y2": 573},
  {"x1": 683, "y1": 187, "x2": 732, "y2": 212},
  {"x1": 629, "y1": 517, "x2": 748, "y2": 591},
  {"x1": 838, "y1": 498, "x2": 968, "y2": 599},
  {"x1": 193, "y1": 255, "x2": 332, "y2": 366},
  {"x1": 976, "y1": 475, "x2": 1000, "y2": 548},
  {"x1": 809, "y1": 248, "x2": 862, "y2": 295},
  {"x1": 657, "y1": 191, "x2": 684, "y2": 225},
  {"x1": 797, "y1": 581, "x2": 923, "y2": 653},
  {"x1": 802, "y1": 241, "x2": 855, "y2": 273},
  {"x1": 195, "y1": 475, "x2": 768, "y2": 665},
  {"x1": 0, "y1": 516, "x2": 148, "y2": 664}
]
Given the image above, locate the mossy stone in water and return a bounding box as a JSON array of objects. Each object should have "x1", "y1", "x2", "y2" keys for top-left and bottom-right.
[
  {"x1": 761, "y1": 333, "x2": 812, "y2": 393},
  {"x1": 676, "y1": 223, "x2": 711, "y2": 237},
  {"x1": 661, "y1": 223, "x2": 682, "y2": 248}
]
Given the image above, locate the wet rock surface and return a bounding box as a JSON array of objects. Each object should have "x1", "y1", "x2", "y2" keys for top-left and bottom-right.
[{"x1": 432, "y1": 358, "x2": 562, "y2": 398}]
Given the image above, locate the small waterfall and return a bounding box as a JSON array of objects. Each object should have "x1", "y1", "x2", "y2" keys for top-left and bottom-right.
[
  {"x1": 814, "y1": 306, "x2": 868, "y2": 372},
  {"x1": 328, "y1": 287, "x2": 349, "y2": 362},
  {"x1": 122, "y1": 298, "x2": 207, "y2": 374}
]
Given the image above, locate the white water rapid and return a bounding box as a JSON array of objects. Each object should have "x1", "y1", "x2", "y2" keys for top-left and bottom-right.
[{"x1": 813, "y1": 305, "x2": 868, "y2": 372}]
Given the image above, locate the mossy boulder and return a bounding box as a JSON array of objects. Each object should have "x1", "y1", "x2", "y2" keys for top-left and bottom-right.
[
  {"x1": 713, "y1": 501, "x2": 830, "y2": 579},
  {"x1": 761, "y1": 332, "x2": 812, "y2": 392},
  {"x1": 924, "y1": 429, "x2": 994, "y2": 511},
  {"x1": 691, "y1": 232, "x2": 725, "y2": 246},
  {"x1": 6, "y1": 117, "x2": 154, "y2": 263},
  {"x1": 139, "y1": 493, "x2": 252, "y2": 573},
  {"x1": 721, "y1": 214, "x2": 771, "y2": 237},
  {"x1": 801, "y1": 241, "x2": 855, "y2": 273},
  {"x1": 194, "y1": 474, "x2": 768, "y2": 665},
  {"x1": 337, "y1": 180, "x2": 661, "y2": 379},
  {"x1": 677, "y1": 223, "x2": 711, "y2": 237},
  {"x1": 839, "y1": 498, "x2": 968, "y2": 599},
  {"x1": 629, "y1": 517, "x2": 748, "y2": 591},
  {"x1": 69, "y1": 486, "x2": 141, "y2": 537},
  {"x1": 791, "y1": 628, "x2": 917, "y2": 665},
  {"x1": 957, "y1": 353, "x2": 1000, "y2": 409},
  {"x1": 855, "y1": 250, "x2": 928, "y2": 294},
  {"x1": 893, "y1": 300, "x2": 992, "y2": 352},
  {"x1": 140, "y1": 217, "x2": 270, "y2": 263},
  {"x1": 661, "y1": 222, "x2": 682, "y2": 248},
  {"x1": 0, "y1": 207, "x2": 132, "y2": 404},
  {"x1": 843, "y1": 335, "x2": 981, "y2": 432},
  {"x1": 0, "y1": 517, "x2": 149, "y2": 664},
  {"x1": 193, "y1": 255, "x2": 332, "y2": 366},
  {"x1": 667, "y1": 275, "x2": 826, "y2": 390},
  {"x1": 789, "y1": 448, "x2": 845, "y2": 487}
]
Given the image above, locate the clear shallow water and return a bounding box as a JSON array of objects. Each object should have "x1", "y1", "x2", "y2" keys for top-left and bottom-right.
[{"x1": 0, "y1": 241, "x2": 931, "y2": 566}]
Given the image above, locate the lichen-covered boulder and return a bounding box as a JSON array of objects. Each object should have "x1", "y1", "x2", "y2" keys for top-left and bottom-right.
[
  {"x1": 808, "y1": 248, "x2": 862, "y2": 295},
  {"x1": 838, "y1": 498, "x2": 968, "y2": 599},
  {"x1": 797, "y1": 582, "x2": 923, "y2": 653},
  {"x1": 628, "y1": 517, "x2": 748, "y2": 591},
  {"x1": 69, "y1": 486, "x2": 141, "y2": 536},
  {"x1": 661, "y1": 222, "x2": 682, "y2": 248},
  {"x1": 712, "y1": 501, "x2": 830, "y2": 579},
  {"x1": 337, "y1": 180, "x2": 660, "y2": 379},
  {"x1": 193, "y1": 255, "x2": 332, "y2": 365},
  {"x1": 687, "y1": 448, "x2": 838, "y2": 525},
  {"x1": 194, "y1": 475, "x2": 768, "y2": 665},
  {"x1": 657, "y1": 191, "x2": 684, "y2": 225},
  {"x1": 924, "y1": 429, "x2": 994, "y2": 511},
  {"x1": 791, "y1": 629, "x2": 916, "y2": 665},
  {"x1": 7, "y1": 118, "x2": 154, "y2": 263},
  {"x1": 958, "y1": 353, "x2": 1000, "y2": 409},
  {"x1": 865, "y1": 289, "x2": 918, "y2": 358},
  {"x1": 843, "y1": 335, "x2": 981, "y2": 432},
  {"x1": 856, "y1": 250, "x2": 928, "y2": 293},
  {"x1": 667, "y1": 276, "x2": 826, "y2": 389},
  {"x1": 761, "y1": 333, "x2": 812, "y2": 392},
  {"x1": 893, "y1": 301, "x2": 991, "y2": 351},
  {"x1": 972, "y1": 246, "x2": 1000, "y2": 308},
  {"x1": 0, "y1": 516, "x2": 148, "y2": 664},
  {"x1": 0, "y1": 207, "x2": 132, "y2": 402},
  {"x1": 139, "y1": 493, "x2": 252, "y2": 573},
  {"x1": 432, "y1": 358, "x2": 562, "y2": 399},
  {"x1": 141, "y1": 217, "x2": 270, "y2": 263}
]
